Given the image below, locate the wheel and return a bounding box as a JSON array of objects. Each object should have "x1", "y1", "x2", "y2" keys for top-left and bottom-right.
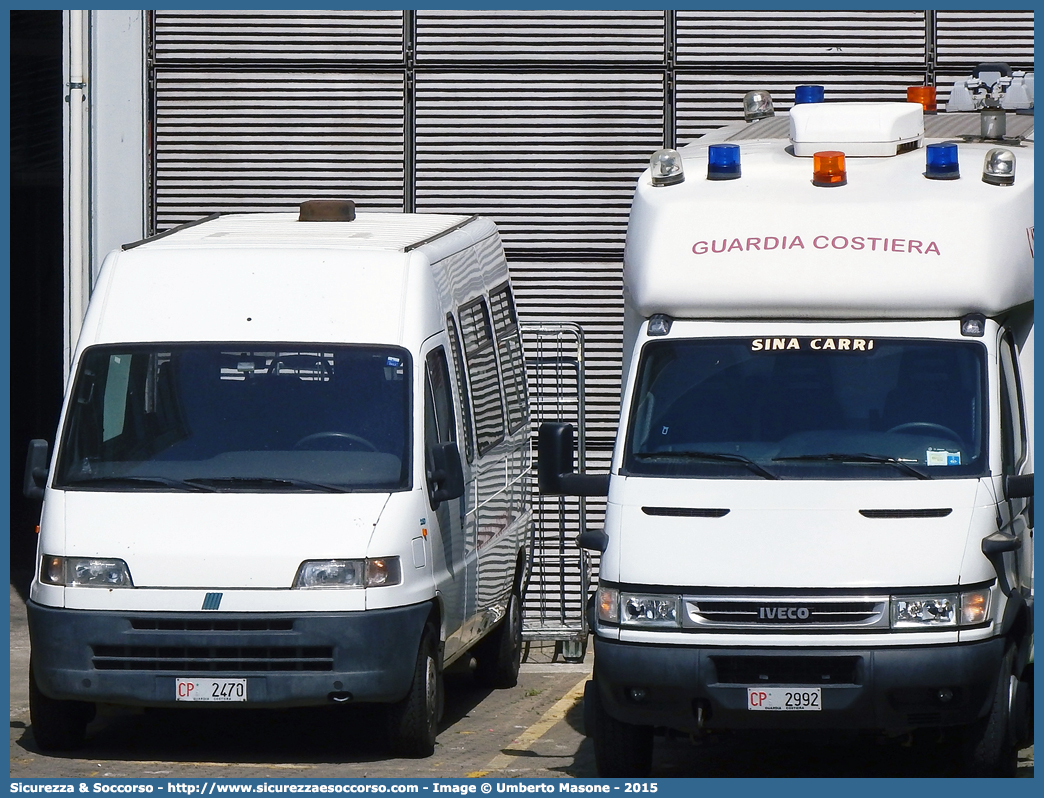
[
  {"x1": 886, "y1": 421, "x2": 962, "y2": 441},
  {"x1": 961, "y1": 645, "x2": 1019, "y2": 777},
  {"x1": 293, "y1": 431, "x2": 376, "y2": 451},
  {"x1": 587, "y1": 675, "x2": 654, "y2": 777},
  {"x1": 29, "y1": 664, "x2": 93, "y2": 751},
  {"x1": 387, "y1": 627, "x2": 441, "y2": 758},
  {"x1": 473, "y1": 588, "x2": 522, "y2": 688}
]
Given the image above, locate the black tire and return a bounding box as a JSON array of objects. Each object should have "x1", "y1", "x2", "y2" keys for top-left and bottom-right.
[
  {"x1": 29, "y1": 664, "x2": 93, "y2": 752},
  {"x1": 961, "y1": 645, "x2": 1019, "y2": 777},
  {"x1": 387, "y1": 628, "x2": 441, "y2": 758},
  {"x1": 473, "y1": 588, "x2": 522, "y2": 689},
  {"x1": 587, "y1": 676, "x2": 654, "y2": 777}
]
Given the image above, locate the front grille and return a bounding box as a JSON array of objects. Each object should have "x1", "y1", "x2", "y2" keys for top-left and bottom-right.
[
  {"x1": 684, "y1": 596, "x2": 888, "y2": 630},
  {"x1": 92, "y1": 645, "x2": 333, "y2": 672},
  {"x1": 130, "y1": 619, "x2": 294, "y2": 632},
  {"x1": 712, "y1": 655, "x2": 860, "y2": 685}
]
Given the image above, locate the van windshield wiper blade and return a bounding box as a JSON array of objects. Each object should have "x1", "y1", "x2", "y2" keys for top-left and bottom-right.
[
  {"x1": 772, "y1": 453, "x2": 931, "y2": 480},
  {"x1": 183, "y1": 476, "x2": 350, "y2": 493},
  {"x1": 635, "y1": 451, "x2": 779, "y2": 480},
  {"x1": 63, "y1": 475, "x2": 218, "y2": 492}
]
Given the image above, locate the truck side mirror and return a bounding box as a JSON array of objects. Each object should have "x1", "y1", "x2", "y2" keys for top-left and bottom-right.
[
  {"x1": 23, "y1": 439, "x2": 50, "y2": 500},
  {"x1": 981, "y1": 531, "x2": 1023, "y2": 597},
  {"x1": 537, "y1": 422, "x2": 609, "y2": 497},
  {"x1": 1005, "y1": 473, "x2": 1034, "y2": 499},
  {"x1": 428, "y1": 441, "x2": 464, "y2": 505}
]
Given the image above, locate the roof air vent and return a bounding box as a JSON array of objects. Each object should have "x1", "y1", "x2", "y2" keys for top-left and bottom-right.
[
  {"x1": 789, "y1": 102, "x2": 924, "y2": 157},
  {"x1": 299, "y1": 199, "x2": 356, "y2": 222}
]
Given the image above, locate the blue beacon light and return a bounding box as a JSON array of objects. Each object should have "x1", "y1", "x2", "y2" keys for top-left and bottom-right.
[
  {"x1": 794, "y1": 84, "x2": 825, "y2": 104},
  {"x1": 925, "y1": 142, "x2": 960, "y2": 180},
  {"x1": 707, "y1": 144, "x2": 741, "y2": 180}
]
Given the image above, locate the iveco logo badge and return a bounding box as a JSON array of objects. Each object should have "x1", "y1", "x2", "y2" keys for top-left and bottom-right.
[
  {"x1": 759, "y1": 606, "x2": 811, "y2": 620},
  {"x1": 202, "y1": 593, "x2": 223, "y2": 610}
]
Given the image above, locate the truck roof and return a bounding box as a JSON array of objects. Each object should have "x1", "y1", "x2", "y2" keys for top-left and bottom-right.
[
  {"x1": 124, "y1": 211, "x2": 474, "y2": 253},
  {"x1": 625, "y1": 106, "x2": 1033, "y2": 320}
]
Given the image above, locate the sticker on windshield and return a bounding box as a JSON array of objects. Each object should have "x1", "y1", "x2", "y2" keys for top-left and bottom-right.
[{"x1": 927, "y1": 449, "x2": 961, "y2": 466}]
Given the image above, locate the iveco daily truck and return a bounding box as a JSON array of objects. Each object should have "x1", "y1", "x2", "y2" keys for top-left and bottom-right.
[
  {"x1": 24, "y1": 202, "x2": 532, "y2": 756},
  {"x1": 540, "y1": 76, "x2": 1033, "y2": 776}
]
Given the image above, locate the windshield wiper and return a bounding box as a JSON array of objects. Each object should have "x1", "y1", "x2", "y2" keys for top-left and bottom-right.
[
  {"x1": 634, "y1": 451, "x2": 778, "y2": 480},
  {"x1": 184, "y1": 476, "x2": 351, "y2": 493},
  {"x1": 771, "y1": 453, "x2": 931, "y2": 480},
  {"x1": 63, "y1": 475, "x2": 219, "y2": 492}
]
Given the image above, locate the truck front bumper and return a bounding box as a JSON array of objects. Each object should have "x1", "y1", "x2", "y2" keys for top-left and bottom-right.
[
  {"x1": 27, "y1": 600, "x2": 432, "y2": 708},
  {"x1": 593, "y1": 634, "x2": 1005, "y2": 734}
]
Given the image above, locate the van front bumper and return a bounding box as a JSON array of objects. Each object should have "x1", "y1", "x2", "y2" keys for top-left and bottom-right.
[
  {"x1": 593, "y1": 634, "x2": 1004, "y2": 734},
  {"x1": 27, "y1": 600, "x2": 431, "y2": 708}
]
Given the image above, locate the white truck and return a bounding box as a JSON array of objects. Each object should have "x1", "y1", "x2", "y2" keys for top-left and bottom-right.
[
  {"x1": 540, "y1": 80, "x2": 1033, "y2": 776},
  {"x1": 24, "y1": 203, "x2": 532, "y2": 756}
]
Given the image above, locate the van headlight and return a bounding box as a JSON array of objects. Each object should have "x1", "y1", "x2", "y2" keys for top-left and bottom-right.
[
  {"x1": 40, "y1": 555, "x2": 133, "y2": 587},
  {"x1": 890, "y1": 589, "x2": 990, "y2": 628},
  {"x1": 293, "y1": 558, "x2": 401, "y2": 589}
]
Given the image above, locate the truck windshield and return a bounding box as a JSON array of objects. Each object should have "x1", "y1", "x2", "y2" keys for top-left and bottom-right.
[
  {"x1": 624, "y1": 337, "x2": 987, "y2": 480},
  {"x1": 55, "y1": 345, "x2": 410, "y2": 492}
]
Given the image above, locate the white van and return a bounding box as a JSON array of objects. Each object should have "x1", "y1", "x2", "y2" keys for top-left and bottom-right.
[
  {"x1": 24, "y1": 202, "x2": 532, "y2": 756},
  {"x1": 541, "y1": 89, "x2": 1033, "y2": 776}
]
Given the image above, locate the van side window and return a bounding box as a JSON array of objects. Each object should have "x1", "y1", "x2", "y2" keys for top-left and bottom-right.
[
  {"x1": 459, "y1": 297, "x2": 506, "y2": 455},
  {"x1": 425, "y1": 348, "x2": 456, "y2": 446},
  {"x1": 445, "y1": 314, "x2": 475, "y2": 463},
  {"x1": 489, "y1": 282, "x2": 530, "y2": 433},
  {"x1": 998, "y1": 332, "x2": 1027, "y2": 475}
]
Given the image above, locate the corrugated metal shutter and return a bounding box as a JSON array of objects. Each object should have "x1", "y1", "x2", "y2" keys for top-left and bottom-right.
[
  {"x1": 152, "y1": 70, "x2": 405, "y2": 228},
  {"x1": 676, "y1": 10, "x2": 928, "y2": 67},
  {"x1": 415, "y1": 71, "x2": 662, "y2": 255},
  {"x1": 148, "y1": 10, "x2": 1032, "y2": 641},
  {"x1": 416, "y1": 10, "x2": 665, "y2": 63},
  {"x1": 153, "y1": 11, "x2": 405, "y2": 63}
]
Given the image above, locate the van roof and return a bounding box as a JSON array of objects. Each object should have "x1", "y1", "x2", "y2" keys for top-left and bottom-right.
[{"x1": 124, "y1": 211, "x2": 474, "y2": 253}]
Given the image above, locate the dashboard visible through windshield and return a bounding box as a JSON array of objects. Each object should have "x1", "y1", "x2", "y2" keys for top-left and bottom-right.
[{"x1": 624, "y1": 336, "x2": 987, "y2": 480}]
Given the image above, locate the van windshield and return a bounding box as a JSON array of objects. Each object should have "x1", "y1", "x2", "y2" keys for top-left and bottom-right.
[
  {"x1": 55, "y1": 345, "x2": 411, "y2": 492},
  {"x1": 624, "y1": 337, "x2": 987, "y2": 480}
]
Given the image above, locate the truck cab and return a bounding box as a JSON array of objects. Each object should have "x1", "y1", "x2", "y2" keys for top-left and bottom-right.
[{"x1": 541, "y1": 83, "x2": 1033, "y2": 777}]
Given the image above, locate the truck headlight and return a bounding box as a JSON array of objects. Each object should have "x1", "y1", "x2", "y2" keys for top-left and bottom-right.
[
  {"x1": 40, "y1": 555, "x2": 133, "y2": 587},
  {"x1": 293, "y1": 558, "x2": 401, "y2": 589},
  {"x1": 620, "y1": 593, "x2": 681, "y2": 628},
  {"x1": 890, "y1": 589, "x2": 990, "y2": 628}
]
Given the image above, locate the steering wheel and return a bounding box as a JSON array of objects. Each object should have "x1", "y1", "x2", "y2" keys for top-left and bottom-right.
[
  {"x1": 886, "y1": 422, "x2": 962, "y2": 442},
  {"x1": 293, "y1": 432, "x2": 377, "y2": 451}
]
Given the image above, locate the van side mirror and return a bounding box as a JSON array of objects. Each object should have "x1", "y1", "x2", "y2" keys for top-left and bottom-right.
[
  {"x1": 537, "y1": 422, "x2": 609, "y2": 497},
  {"x1": 23, "y1": 439, "x2": 50, "y2": 500},
  {"x1": 428, "y1": 441, "x2": 464, "y2": 505},
  {"x1": 1005, "y1": 473, "x2": 1033, "y2": 499}
]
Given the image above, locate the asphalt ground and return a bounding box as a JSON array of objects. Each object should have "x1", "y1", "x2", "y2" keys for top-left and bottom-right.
[{"x1": 10, "y1": 585, "x2": 1033, "y2": 779}]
